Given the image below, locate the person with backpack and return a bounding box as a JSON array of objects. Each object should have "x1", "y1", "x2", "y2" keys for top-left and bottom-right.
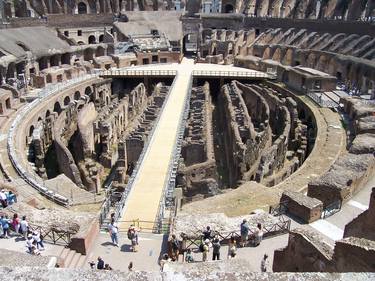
[
  {"x1": 128, "y1": 225, "x2": 138, "y2": 252},
  {"x1": 212, "y1": 237, "x2": 221, "y2": 260},
  {"x1": 170, "y1": 234, "x2": 180, "y2": 261}
]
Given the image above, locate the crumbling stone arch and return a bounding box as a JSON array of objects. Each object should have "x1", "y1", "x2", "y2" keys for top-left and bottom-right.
[
  {"x1": 64, "y1": 96, "x2": 71, "y2": 106},
  {"x1": 74, "y1": 91, "x2": 81, "y2": 100},
  {"x1": 263, "y1": 47, "x2": 271, "y2": 59},
  {"x1": 29, "y1": 125, "x2": 35, "y2": 137},
  {"x1": 83, "y1": 48, "x2": 94, "y2": 61},
  {"x1": 53, "y1": 101, "x2": 62, "y2": 115},
  {"x1": 77, "y1": 2, "x2": 88, "y2": 14},
  {"x1": 95, "y1": 46, "x2": 105, "y2": 57},
  {"x1": 88, "y1": 35, "x2": 96, "y2": 44},
  {"x1": 272, "y1": 47, "x2": 283, "y2": 62},
  {"x1": 282, "y1": 48, "x2": 294, "y2": 66},
  {"x1": 306, "y1": 52, "x2": 318, "y2": 68}
]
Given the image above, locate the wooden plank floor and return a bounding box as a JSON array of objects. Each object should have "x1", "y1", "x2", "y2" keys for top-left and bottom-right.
[{"x1": 118, "y1": 59, "x2": 194, "y2": 231}]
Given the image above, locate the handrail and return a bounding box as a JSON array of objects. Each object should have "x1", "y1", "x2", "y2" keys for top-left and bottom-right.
[
  {"x1": 179, "y1": 217, "x2": 291, "y2": 250},
  {"x1": 154, "y1": 74, "x2": 193, "y2": 233},
  {"x1": 107, "y1": 74, "x2": 179, "y2": 226}
]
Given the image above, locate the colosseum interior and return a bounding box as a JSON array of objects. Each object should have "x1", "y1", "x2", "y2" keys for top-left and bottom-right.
[{"x1": 0, "y1": 1, "x2": 374, "y2": 280}]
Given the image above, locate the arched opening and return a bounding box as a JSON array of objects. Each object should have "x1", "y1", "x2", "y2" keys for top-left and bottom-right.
[
  {"x1": 99, "y1": 34, "x2": 104, "y2": 43},
  {"x1": 224, "y1": 4, "x2": 234, "y2": 13},
  {"x1": 50, "y1": 55, "x2": 60, "y2": 67},
  {"x1": 64, "y1": 96, "x2": 71, "y2": 106},
  {"x1": 6, "y1": 63, "x2": 16, "y2": 79},
  {"x1": 61, "y1": 53, "x2": 71, "y2": 65},
  {"x1": 88, "y1": 35, "x2": 96, "y2": 44},
  {"x1": 84, "y1": 48, "x2": 94, "y2": 61},
  {"x1": 96, "y1": 46, "x2": 105, "y2": 57},
  {"x1": 77, "y1": 2, "x2": 88, "y2": 14},
  {"x1": 29, "y1": 125, "x2": 35, "y2": 137},
  {"x1": 45, "y1": 110, "x2": 51, "y2": 118},
  {"x1": 74, "y1": 91, "x2": 81, "y2": 100},
  {"x1": 38, "y1": 117, "x2": 42, "y2": 122},
  {"x1": 77, "y1": 41, "x2": 85, "y2": 45},
  {"x1": 39, "y1": 57, "x2": 48, "y2": 70},
  {"x1": 53, "y1": 101, "x2": 62, "y2": 114},
  {"x1": 85, "y1": 86, "x2": 92, "y2": 96},
  {"x1": 106, "y1": 96, "x2": 110, "y2": 105}
]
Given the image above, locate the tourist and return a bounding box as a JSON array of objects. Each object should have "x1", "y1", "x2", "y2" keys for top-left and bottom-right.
[
  {"x1": 202, "y1": 226, "x2": 212, "y2": 241},
  {"x1": 6, "y1": 191, "x2": 17, "y2": 205},
  {"x1": 185, "y1": 249, "x2": 194, "y2": 263},
  {"x1": 20, "y1": 215, "x2": 29, "y2": 239},
  {"x1": 228, "y1": 237, "x2": 237, "y2": 259},
  {"x1": 261, "y1": 254, "x2": 270, "y2": 272},
  {"x1": 240, "y1": 218, "x2": 249, "y2": 247},
  {"x1": 160, "y1": 253, "x2": 171, "y2": 271},
  {"x1": 104, "y1": 263, "x2": 112, "y2": 270},
  {"x1": 202, "y1": 239, "x2": 210, "y2": 262},
  {"x1": 212, "y1": 237, "x2": 221, "y2": 260},
  {"x1": 32, "y1": 230, "x2": 44, "y2": 250},
  {"x1": 26, "y1": 234, "x2": 34, "y2": 253},
  {"x1": 170, "y1": 234, "x2": 180, "y2": 261},
  {"x1": 109, "y1": 221, "x2": 119, "y2": 247},
  {"x1": 12, "y1": 213, "x2": 20, "y2": 235},
  {"x1": 127, "y1": 225, "x2": 139, "y2": 252},
  {"x1": 253, "y1": 223, "x2": 264, "y2": 246},
  {"x1": 0, "y1": 190, "x2": 7, "y2": 208},
  {"x1": 97, "y1": 257, "x2": 105, "y2": 270},
  {"x1": 1, "y1": 215, "x2": 10, "y2": 238},
  {"x1": 128, "y1": 261, "x2": 133, "y2": 271}
]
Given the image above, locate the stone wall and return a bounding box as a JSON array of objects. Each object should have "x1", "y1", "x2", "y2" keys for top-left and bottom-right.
[{"x1": 177, "y1": 82, "x2": 218, "y2": 199}]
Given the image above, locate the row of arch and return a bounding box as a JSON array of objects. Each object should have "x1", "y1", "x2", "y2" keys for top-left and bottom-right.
[
  {"x1": 260, "y1": 45, "x2": 375, "y2": 93},
  {"x1": 28, "y1": 86, "x2": 93, "y2": 138}
]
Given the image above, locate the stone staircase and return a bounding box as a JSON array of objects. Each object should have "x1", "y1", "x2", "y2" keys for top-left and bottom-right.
[{"x1": 56, "y1": 247, "x2": 87, "y2": 269}]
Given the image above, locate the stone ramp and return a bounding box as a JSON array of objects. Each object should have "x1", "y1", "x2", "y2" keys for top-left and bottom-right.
[{"x1": 118, "y1": 59, "x2": 193, "y2": 231}]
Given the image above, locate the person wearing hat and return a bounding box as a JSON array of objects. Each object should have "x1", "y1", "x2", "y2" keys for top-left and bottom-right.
[
  {"x1": 202, "y1": 239, "x2": 210, "y2": 262},
  {"x1": 240, "y1": 218, "x2": 249, "y2": 247}
]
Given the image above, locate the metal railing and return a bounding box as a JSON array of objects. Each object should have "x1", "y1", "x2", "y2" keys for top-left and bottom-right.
[
  {"x1": 28, "y1": 223, "x2": 74, "y2": 246},
  {"x1": 180, "y1": 216, "x2": 291, "y2": 250},
  {"x1": 321, "y1": 200, "x2": 342, "y2": 219},
  {"x1": 192, "y1": 70, "x2": 269, "y2": 78},
  {"x1": 307, "y1": 91, "x2": 338, "y2": 108},
  {"x1": 101, "y1": 69, "x2": 177, "y2": 77},
  {"x1": 154, "y1": 74, "x2": 193, "y2": 233},
  {"x1": 7, "y1": 73, "x2": 99, "y2": 206},
  {"x1": 105, "y1": 76, "x2": 178, "y2": 227}
]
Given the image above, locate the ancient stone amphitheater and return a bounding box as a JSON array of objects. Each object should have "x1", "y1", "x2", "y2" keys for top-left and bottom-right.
[{"x1": 0, "y1": 1, "x2": 374, "y2": 280}]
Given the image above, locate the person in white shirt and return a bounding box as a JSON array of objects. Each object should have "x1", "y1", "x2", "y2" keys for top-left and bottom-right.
[
  {"x1": 109, "y1": 222, "x2": 119, "y2": 247},
  {"x1": 32, "y1": 230, "x2": 44, "y2": 250}
]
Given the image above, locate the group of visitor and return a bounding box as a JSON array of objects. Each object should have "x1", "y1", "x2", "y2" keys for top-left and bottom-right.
[
  {"x1": 90, "y1": 257, "x2": 113, "y2": 270},
  {"x1": 164, "y1": 219, "x2": 270, "y2": 271},
  {"x1": 107, "y1": 216, "x2": 140, "y2": 252}
]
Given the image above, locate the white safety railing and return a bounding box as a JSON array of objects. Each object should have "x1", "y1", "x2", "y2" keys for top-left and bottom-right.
[
  {"x1": 8, "y1": 73, "x2": 100, "y2": 206},
  {"x1": 109, "y1": 74, "x2": 179, "y2": 225}
]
